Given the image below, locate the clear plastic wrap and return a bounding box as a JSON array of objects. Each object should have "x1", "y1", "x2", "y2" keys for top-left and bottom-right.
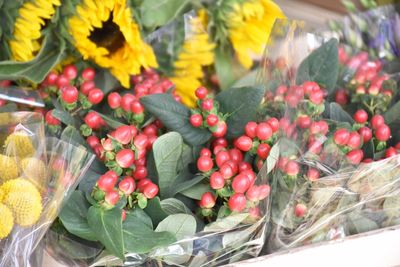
[
  {"x1": 0, "y1": 112, "x2": 95, "y2": 267},
  {"x1": 0, "y1": 87, "x2": 45, "y2": 108}
]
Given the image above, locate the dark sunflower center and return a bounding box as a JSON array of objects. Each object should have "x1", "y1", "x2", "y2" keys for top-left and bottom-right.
[{"x1": 89, "y1": 15, "x2": 125, "y2": 53}]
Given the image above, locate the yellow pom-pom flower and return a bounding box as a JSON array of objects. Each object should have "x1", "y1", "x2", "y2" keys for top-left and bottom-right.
[
  {"x1": 0, "y1": 155, "x2": 19, "y2": 182},
  {"x1": 0, "y1": 187, "x2": 5, "y2": 202},
  {"x1": 0, "y1": 203, "x2": 14, "y2": 239},
  {"x1": 4, "y1": 132, "x2": 35, "y2": 158},
  {"x1": 21, "y1": 157, "x2": 47, "y2": 184}
]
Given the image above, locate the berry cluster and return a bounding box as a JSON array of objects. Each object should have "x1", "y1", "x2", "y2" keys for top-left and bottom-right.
[{"x1": 189, "y1": 87, "x2": 228, "y2": 138}]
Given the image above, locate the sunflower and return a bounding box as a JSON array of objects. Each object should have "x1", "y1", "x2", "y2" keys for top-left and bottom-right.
[
  {"x1": 170, "y1": 11, "x2": 216, "y2": 107},
  {"x1": 9, "y1": 0, "x2": 61, "y2": 62},
  {"x1": 68, "y1": 0, "x2": 157, "y2": 88},
  {"x1": 226, "y1": 0, "x2": 285, "y2": 69}
]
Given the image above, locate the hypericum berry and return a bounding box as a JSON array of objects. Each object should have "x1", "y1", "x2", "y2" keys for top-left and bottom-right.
[
  {"x1": 295, "y1": 203, "x2": 307, "y2": 217},
  {"x1": 63, "y1": 64, "x2": 78, "y2": 80},
  {"x1": 309, "y1": 89, "x2": 324, "y2": 104},
  {"x1": 267, "y1": 118, "x2": 279, "y2": 132},
  {"x1": 249, "y1": 207, "x2": 261, "y2": 218},
  {"x1": 190, "y1": 114, "x2": 203, "y2": 128},
  {"x1": 88, "y1": 88, "x2": 104, "y2": 104},
  {"x1": 131, "y1": 100, "x2": 144, "y2": 114},
  {"x1": 143, "y1": 124, "x2": 158, "y2": 136},
  {"x1": 80, "y1": 81, "x2": 96, "y2": 95},
  {"x1": 213, "y1": 145, "x2": 226, "y2": 155},
  {"x1": 275, "y1": 85, "x2": 288, "y2": 95},
  {"x1": 235, "y1": 136, "x2": 253, "y2": 152},
  {"x1": 257, "y1": 143, "x2": 271, "y2": 159},
  {"x1": 228, "y1": 193, "x2": 247, "y2": 212},
  {"x1": 61, "y1": 85, "x2": 78, "y2": 103},
  {"x1": 220, "y1": 162, "x2": 235, "y2": 179},
  {"x1": 46, "y1": 72, "x2": 58, "y2": 85},
  {"x1": 137, "y1": 178, "x2": 151, "y2": 191},
  {"x1": 308, "y1": 138, "x2": 323, "y2": 154},
  {"x1": 375, "y1": 124, "x2": 391, "y2": 142},
  {"x1": 256, "y1": 122, "x2": 273, "y2": 141},
  {"x1": 333, "y1": 128, "x2": 350, "y2": 146},
  {"x1": 347, "y1": 132, "x2": 362, "y2": 149},
  {"x1": 105, "y1": 190, "x2": 120, "y2": 206},
  {"x1": 206, "y1": 114, "x2": 218, "y2": 127},
  {"x1": 303, "y1": 81, "x2": 320, "y2": 94},
  {"x1": 121, "y1": 94, "x2": 136, "y2": 112},
  {"x1": 133, "y1": 165, "x2": 147, "y2": 180},
  {"x1": 245, "y1": 121, "x2": 258, "y2": 138},
  {"x1": 297, "y1": 115, "x2": 311, "y2": 129},
  {"x1": 115, "y1": 125, "x2": 134, "y2": 145},
  {"x1": 200, "y1": 148, "x2": 212, "y2": 157},
  {"x1": 102, "y1": 138, "x2": 114, "y2": 151},
  {"x1": 232, "y1": 173, "x2": 251, "y2": 193},
  {"x1": 212, "y1": 137, "x2": 228, "y2": 148},
  {"x1": 215, "y1": 150, "x2": 230, "y2": 167},
  {"x1": 119, "y1": 177, "x2": 135, "y2": 195},
  {"x1": 195, "y1": 87, "x2": 208, "y2": 100},
  {"x1": 197, "y1": 156, "x2": 214, "y2": 172},
  {"x1": 246, "y1": 185, "x2": 260, "y2": 201},
  {"x1": 57, "y1": 74, "x2": 70, "y2": 88},
  {"x1": 84, "y1": 112, "x2": 104, "y2": 130},
  {"x1": 335, "y1": 88, "x2": 348, "y2": 105},
  {"x1": 346, "y1": 149, "x2": 364, "y2": 164},
  {"x1": 385, "y1": 147, "x2": 398, "y2": 158},
  {"x1": 285, "y1": 160, "x2": 300, "y2": 176},
  {"x1": 98, "y1": 172, "x2": 118, "y2": 191},
  {"x1": 285, "y1": 93, "x2": 300, "y2": 108},
  {"x1": 116, "y1": 149, "x2": 135, "y2": 168},
  {"x1": 229, "y1": 148, "x2": 243, "y2": 163},
  {"x1": 45, "y1": 110, "x2": 60, "y2": 126},
  {"x1": 87, "y1": 135, "x2": 100, "y2": 148},
  {"x1": 133, "y1": 134, "x2": 149, "y2": 150},
  {"x1": 241, "y1": 169, "x2": 256, "y2": 185},
  {"x1": 353, "y1": 109, "x2": 368, "y2": 124},
  {"x1": 143, "y1": 183, "x2": 159, "y2": 199},
  {"x1": 358, "y1": 126, "x2": 372, "y2": 143},
  {"x1": 82, "y1": 67, "x2": 96, "y2": 81},
  {"x1": 212, "y1": 121, "x2": 227, "y2": 137},
  {"x1": 93, "y1": 145, "x2": 105, "y2": 160},
  {"x1": 371, "y1": 115, "x2": 385, "y2": 129},
  {"x1": 199, "y1": 192, "x2": 216, "y2": 209},
  {"x1": 307, "y1": 168, "x2": 320, "y2": 181},
  {"x1": 258, "y1": 184, "x2": 271, "y2": 200},
  {"x1": 238, "y1": 162, "x2": 252, "y2": 172},
  {"x1": 201, "y1": 99, "x2": 213, "y2": 111},
  {"x1": 210, "y1": 171, "x2": 224, "y2": 189}
]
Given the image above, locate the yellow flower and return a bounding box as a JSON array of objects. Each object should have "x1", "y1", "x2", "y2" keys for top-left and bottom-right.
[
  {"x1": 68, "y1": 0, "x2": 157, "y2": 88},
  {"x1": 226, "y1": 0, "x2": 285, "y2": 69},
  {"x1": 170, "y1": 12, "x2": 215, "y2": 107},
  {"x1": 0, "y1": 203, "x2": 14, "y2": 239},
  {"x1": 9, "y1": 0, "x2": 61, "y2": 62},
  {"x1": 4, "y1": 132, "x2": 35, "y2": 158},
  {"x1": 21, "y1": 157, "x2": 47, "y2": 186},
  {"x1": 0, "y1": 155, "x2": 19, "y2": 182}
]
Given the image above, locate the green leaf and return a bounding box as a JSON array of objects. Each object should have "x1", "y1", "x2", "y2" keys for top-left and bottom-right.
[
  {"x1": 156, "y1": 214, "x2": 197, "y2": 240},
  {"x1": 98, "y1": 112, "x2": 126, "y2": 129},
  {"x1": 140, "y1": 0, "x2": 189, "y2": 31},
  {"x1": 348, "y1": 213, "x2": 379, "y2": 234},
  {"x1": 161, "y1": 198, "x2": 192, "y2": 215},
  {"x1": 180, "y1": 183, "x2": 211, "y2": 200},
  {"x1": 232, "y1": 69, "x2": 259, "y2": 88},
  {"x1": 169, "y1": 175, "x2": 205, "y2": 197},
  {"x1": 296, "y1": 38, "x2": 339, "y2": 92},
  {"x1": 52, "y1": 109, "x2": 76, "y2": 126},
  {"x1": 94, "y1": 69, "x2": 120, "y2": 94},
  {"x1": 0, "y1": 32, "x2": 65, "y2": 83},
  {"x1": 152, "y1": 132, "x2": 183, "y2": 198},
  {"x1": 329, "y1": 102, "x2": 354, "y2": 124},
  {"x1": 216, "y1": 86, "x2": 264, "y2": 138},
  {"x1": 140, "y1": 93, "x2": 211, "y2": 145},
  {"x1": 204, "y1": 213, "x2": 249, "y2": 232},
  {"x1": 123, "y1": 210, "x2": 176, "y2": 254},
  {"x1": 87, "y1": 207, "x2": 124, "y2": 260},
  {"x1": 60, "y1": 125, "x2": 89, "y2": 149},
  {"x1": 59, "y1": 191, "x2": 97, "y2": 241},
  {"x1": 215, "y1": 47, "x2": 236, "y2": 90},
  {"x1": 384, "y1": 100, "x2": 400, "y2": 124},
  {"x1": 267, "y1": 143, "x2": 280, "y2": 174},
  {"x1": 144, "y1": 197, "x2": 169, "y2": 226},
  {"x1": 78, "y1": 168, "x2": 100, "y2": 193}
]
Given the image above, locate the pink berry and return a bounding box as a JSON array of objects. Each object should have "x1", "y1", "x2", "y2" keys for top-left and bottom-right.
[{"x1": 228, "y1": 193, "x2": 247, "y2": 212}]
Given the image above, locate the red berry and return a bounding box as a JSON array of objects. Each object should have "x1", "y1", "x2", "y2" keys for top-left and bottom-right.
[
  {"x1": 88, "y1": 88, "x2": 104, "y2": 104},
  {"x1": 46, "y1": 72, "x2": 58, "y2": 85},
  {"x1": 102, "y1": 138, "x2": 114, "y2": 151},
  {"x1": 256, "y1": 123, "x2": 273, "y2": 141},
  {"x1": 200, "y1": 148, "x2": 212, "y2": 157},
  {"x1": 279, "y1": 117, "x2": 291, "y2": 131},
  {"x1": 333, "y1": 128, "x2": 350, "y2": 146},
  {"x1": 285, "y1": 93, "x2": 300, "y2": 108},
  {"x1": 45, "y1": 110, "x2": 60, "y2": 126},
  {"x1": 257, "y1": 143, "x2": 271, "y2": 159},
  {"x1": 199, "y1": 192, "x2": 215, "y2": 209},
  {"x1": 319, "y1": 120, "x2": 329, "y2": 135},
  {"x1": 131, "y1": 100, "x2": 144, "y2": 114},
  {"x1": 142, "y1": 183, "x2": 159, "y2": 199},
  {"x1": 353, "y1": 109, "x2": 368, "y2": 124},
  {"x1": 137, "y1": 178, "x2": 152, "y2": 191},
  {"x1": 212, "y1": 121, "x2": 227, "y2": 138},
  {"x1": 347, "y1": 132, "x2": 362, "y2": 149},
  {"x1": 190, "y1": 114, "x2": 203, "y2": 128},
  {"x1": 63, "y1": 64, "x2": 78, "y2": 80},
  {"x1": 105, "y1": 190, "x2": 120, "y2": 206},
  {"x1": 277, "y1": 157, "x2": 289, "y2": 171},
  {"x1": 297, "y1": 115, "x2": 311, "y2": 129},
  {"x1": 307, "y1": 168, "x2": 320, "y2": 181},
  {"x1": 106, "y1": 92, "x2": 121, "y2": 109},
  {"x1": 249, "y1": 207, "x2": 261, "y2": 218},
  {"x1": 371, "y1": 115, "x2": 385, "y2": 129},
  {"x1": 225, "y1": 160, "x2": 239, "y2": 174},
  {"x1": 212, "y1": 138, "x2": 228, "y2": 148},
  {"x1": 238, "y1": 162, "x2": 252, "y2": 172},
  {"x1": 115, "y1": 125, "x2": 134, "y2": 144},
  {"x1": 346, "y1": 149, "x2": 364, "y2": 164},
  {"x1": 82, "y1": 67, "x2": 96, "y2": 81},
  {"x1": 133, "y1": 165, "x2": 148, "y2": 180},
  {"x1": 258, "y1": 184, "x2": 271, "y2": 200},
  {"x1": 229, "y1": 148, "x2": 243, "y2": 163},
  {"x1": 295, "y1": 203, "x2": 307, "y2": 217},
  {"x1": 309, "y1": 89, "x2": 324, "y2": 104},
  {"x1": 201, "y1": 99, "x2": 213, "y2": 111},
  {"x1": 220, "y1": 162, "x2": 235, "y2": 179},
  {"x1": 87, "y1": 135, "x2": 100, "y2": 148},
  {"x1": 143, "y1": 124, "x2": 158, "y2": 136},
  {"x1": 57, "y1": 74, "x2": 70, "y2": 88},
  {"x1": 133, "y1": 134, "x2": 149, "y2": 150},
  {"x1": 116, "y1": 149, "x2": 135, "y2": 168},
  {"x1": 335, "y1": 89, "x2": 349, "y2": 105},
  {"x1": 80, "y1": 81, "x2": 96, "y2": 95},
  {"x1": 245, "y1": 121, "x2": 258, "y2": 138},
  {"x1": 246, "y1": 186, "x2": 260, "y2": 201},
  {"x1": 98, "y1": 172, "x2": 118, "y2": 191},
  {"x1": 121, "y1": 94, "x2": 136, "y2": 112},
  {"x1": 285, "y1": 160, "x2": 300, "y2": 176},
  {"x1": 358, "y1": 126, "x2": 372, "y2": 143},
  {"x1": 215, "y1": 150, "x2": 230, "y2": 167},
  {"x1": 195, "y1": 87, "x2": 208, "y2": 100},
  {"x1": 119, "y1": 177, "x2": 135, "y2": 195},
  {"x1": 93, "y1": 145, "x2": 105, "y2": 160},
  {"x1": 228, "y1": 193, "x2": 247, "y2": 212},
  {"x1": 213, "y1": 145, "x2": 226, "y2": 155},
  {"x1": 122, "y1": 210, "x2": 127, "y2": 221},
  {"x1": 206, "y1": 114, "x2": 219, "y2": 127},
  {"x1": 235, "y1": 135, "x2": 253, "y2": 152},
  {"x1": 84, "y1": 112, "x2": 104, "y2": 130},
  {"x1": 303, "y1": 81, "x2": 320, "y2": 95},
  {"x1": 232, "y1": 173, "x2": 251, "y2": 193},
  {"x1": 210, "y1": 171, "x2": 225, "y2": 189},
  {"x1": 197, "y1": 156, "x2": 214, "y2": 172},
  {"x1": 267, "y1": 118, "x2": 279, "y2": 132},
  {"x1": 385, "y1": 147, "x2": 398, "y2": 158},
  {"x1": 146, "y1": 134, "x2": 157, "y2": 149},
  {"x1": 61, "y1": 85, "x2": 78, "y2": 103},
  {"x1": 375, "y1": 124, "x2": 391, "y2": 142},
  {"x1": 275, "y1": 85, "x2": 288, "y2": 95}
]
